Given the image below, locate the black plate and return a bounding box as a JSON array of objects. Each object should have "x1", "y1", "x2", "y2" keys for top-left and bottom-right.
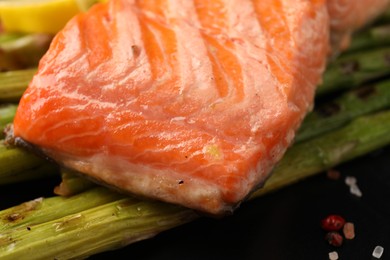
[{"x1": 1, "y1": 146, "x2": 389, "y2": 260}]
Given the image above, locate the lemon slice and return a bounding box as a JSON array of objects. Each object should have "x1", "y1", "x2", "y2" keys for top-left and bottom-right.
[{"x1": 0, "y1": 0, "x2": 102, "y2": 34}]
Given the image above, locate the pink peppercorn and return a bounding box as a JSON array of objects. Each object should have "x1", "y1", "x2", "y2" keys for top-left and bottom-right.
[
  {"x1": 327, "y1": 169, "x2": 341, "y2": 180},
  {"x1": 325, "y1": 231, "x2": 344, "y2": 247},
  {"x1": 321, "y1": 215, "x2": 346, "y2": 231}
]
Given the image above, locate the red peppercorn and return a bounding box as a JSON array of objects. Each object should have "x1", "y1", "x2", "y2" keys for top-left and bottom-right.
[
  {"x1": 325, "y1": 231, "x2": 344, "y2": 247},
  {"x1": 321, "y1": 215, "x2": 346, "y2": 231}
]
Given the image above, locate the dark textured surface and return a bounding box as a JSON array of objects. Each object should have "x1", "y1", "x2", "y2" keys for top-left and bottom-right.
[{"x1": 1, "y1": 146, "x2": 389, "y2": 260}]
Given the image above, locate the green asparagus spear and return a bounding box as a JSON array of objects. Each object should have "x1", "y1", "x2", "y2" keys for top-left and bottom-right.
[
  {"x1": 296, "y1": 80, "x2": 390, "y2": 142},
  {"x1": 54, "y1": 170, "x2": 97, "y2": 196},
  {"x1": 0, "y1": 33, "x2": 23, "y2": 44},
  {"x1": 1, "y1": 109, "x2": 390, "y2": 259},
  {"x1": 373, "y1": 7, "x2": 390, "y2": 25},
  {"x1": 0, "y1": 197, "x2": 197, "y2": 260},
  {"x1": 0, "y1": 104, "x2": 17, "y2": 137},
  {"x1": 0, "y1": 143, "x2": 57, "y2": 185},
  {"x1": 0, "y1": 163, "x2": 56, "y2": 186},
  {"x1": 347, "y1": 24, "x2": 390, "y2": 53},
  {"x1": 0, "y1": 34, "x2": 52, "y2": 71},
  {"x1": 317, "y1": 47, "x2": 390, "y2": 95},
  {"x1": 0, "y1": 187, "x2": 124, "y2": 232},
  {"x1": 0, "y1": 69, "x2": 37, "y2": 102},
  {"x1": 252, "y1": 109, "x2": 390, "y2": 197}
]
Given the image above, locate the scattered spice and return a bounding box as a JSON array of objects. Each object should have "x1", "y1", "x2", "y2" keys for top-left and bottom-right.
[
  {"x1": 327, "y1": 169, "x2": 340, "y2": 180},
  {"x1": 372, "y1": 246, "x2": 384, "y2": 259},
  {"x1": 325, "y1": 231, "x2": 344, "y2": 247},
  {"x1": 345, "y1": 176, "x2": 357, "y2": 186},
  {"x1": 328, "y1": 251, "x2": 339, "y2": 260},
  {"x1": 349, "y1": 184, "x2": 362, "y2": 197},
  {"x1": 345, "y1": 176, "x2": 362, "y2": 197},
  {"x1": 343, "y1": 222, "x2": 355, "y2": 239},
  {"x1": 321, "y1": 215, "x2": 346, "y2": 231}
]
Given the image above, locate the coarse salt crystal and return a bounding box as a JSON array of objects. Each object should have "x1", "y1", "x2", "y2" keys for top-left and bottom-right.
[
  {"x1": 350, "y1": 184, "x2": 362, "y2": 197},
  {"x1": 372, "y1": 245, "x2": 384, "y2": 259},
  {"x1": 345, "y1": 176, "x2": 357, "y2": 186},
  {"x1": 343, "y1": 222, "x2": 355, "y2": 239},
  {"x1": 329, "y1": 251, "x2": 339, "y2": 260}
]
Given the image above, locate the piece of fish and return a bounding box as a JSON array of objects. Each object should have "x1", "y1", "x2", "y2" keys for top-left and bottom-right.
[
  {"x1": 10, "y1": 0, "x2": 388, "y2": 215},
  {"x1": 327, "y1": 0, "x2": 390, "y2": 52}
]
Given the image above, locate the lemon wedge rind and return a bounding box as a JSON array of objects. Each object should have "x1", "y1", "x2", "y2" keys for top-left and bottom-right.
[{"x1": 0, "y1": 0, "x2": 102, "y2": 34}]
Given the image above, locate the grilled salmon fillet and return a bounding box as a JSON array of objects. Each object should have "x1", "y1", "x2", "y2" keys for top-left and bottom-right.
[
  {"x1": 11, "y1": 0, "x2": 388, "y2": 214},
  {"x1": 327, "y1": 0, "x2": 390, "y2": 51}
]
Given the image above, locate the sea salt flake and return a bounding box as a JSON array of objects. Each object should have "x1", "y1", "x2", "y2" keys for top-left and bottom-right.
[
  {"x1": 349, "y1": 184, "x2": 362, "y2": 197},
  {"x1": 343, "y1": 222, "x2": 355, "y2": 239},
  {"x1": 329, "y1": 251, "x2": 339, "y2": 260},
  {"x1": 345, "y1": 176, "x2": 357, "y2": 186},
  {"x1": 372, "y1": 245, "x2": 384, "y2": 259}
]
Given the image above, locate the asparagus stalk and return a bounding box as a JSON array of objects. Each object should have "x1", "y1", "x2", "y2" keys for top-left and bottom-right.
[
  {"x1": 0, "y1": 187, "x2": 124, "y2": 232},
  {"x1": 0, "y1": 143, "x2": 57, "y2": 185},
  {"x1": 372, "y1": 7, "x2": 390, "y2": 25},
  {"x1": 0, "y1": 104, "x2": 17, "y2": 137},
  {"x1": 0, "y1": 197, "x2": 197, "y2": 260},
  {"x1": 0, "y1": 34, "x2": 52, "y2": 71},
  {"x1": 0, "y1": 33, "x2": 23, "y2": 44},
  {"x1": 347, "y1": 24, "x2": 390, "y2": 53},
  {"x1": 54, "y1": 169, "x2": 97, "y2": 197},
  {"x1": 0, "y1": 163, "x2": 56, "y2": 186},
  {"x1": 317, "y1": 47, "x2": 390, "y2": 95},
  {"x1": 252, "y1": 109, "x2": 390, "y2": 197},
  {"x1": 1, "y1": 109, "x2": 390, "y2": 259},
  {"x1": 0, "y1": 69, "x2": 37, "y2": 102},
  {"x1": 296, "y1": 80, "x2": 390, "y2": 142}
]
